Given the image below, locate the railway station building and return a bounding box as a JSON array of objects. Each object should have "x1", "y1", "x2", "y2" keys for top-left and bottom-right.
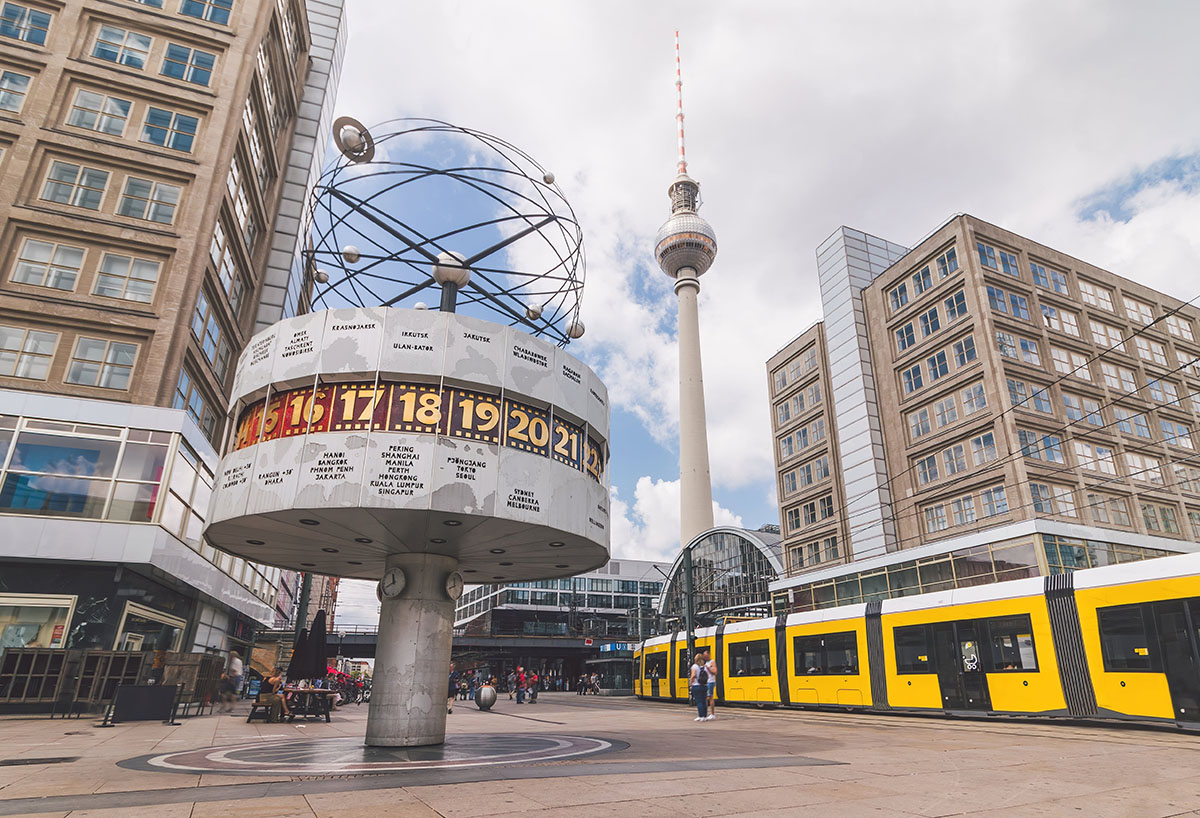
[
  {"x1": 767, "y1": 214, "x2": 1200, "y2": 613},
  {"x1": 0, "y1": 0, "x2": 346, "y2": 665}
]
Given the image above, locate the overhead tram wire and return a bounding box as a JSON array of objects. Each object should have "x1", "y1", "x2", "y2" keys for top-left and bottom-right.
[{"x1": 792, "y1": 285, "x2": 1200, "y2": 531}]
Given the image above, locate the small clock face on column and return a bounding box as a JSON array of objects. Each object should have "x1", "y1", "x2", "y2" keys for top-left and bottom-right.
[
  {"x1": 380, "y1": 567, "x2": 406, "y2": 599},
  {"x1": 445, "y1": 571, "x2": 465, "y2": 601}
]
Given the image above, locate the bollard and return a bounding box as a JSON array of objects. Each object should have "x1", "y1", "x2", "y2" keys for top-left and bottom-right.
[{"x1": 475, "y1": 684, "x2": 497, "y2": 711}]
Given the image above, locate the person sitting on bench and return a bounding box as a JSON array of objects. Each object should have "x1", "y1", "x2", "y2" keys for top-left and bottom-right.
[{"x1": 260, "y1": 667, "x2": 290, "y2": 722}]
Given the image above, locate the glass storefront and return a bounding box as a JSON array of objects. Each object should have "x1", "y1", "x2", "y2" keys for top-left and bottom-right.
[
  {"x1": 0, "y1": 595, "x2": 75, "y2": 649},
  {"x1": 659, "y1": 529, "x2": 783, "y2": 623}
]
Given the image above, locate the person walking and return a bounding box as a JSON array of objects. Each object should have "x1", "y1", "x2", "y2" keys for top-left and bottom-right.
[
  {"x1": 703, "y1": 648, "x2": 719, "y2": 721},
  {"x1": 507, "y1": 670, "x2": 516, "y2": 700},
  {"x1": 689, "y1": 653, "x2": 708, "y2": 721},
  {"x1": 529, "y1": 672, "x2": 539, "y2": 703},
  {"x1": 515, "y1": 666, "x2": 526, "y2": 704},
  {"x1": 447, "y1": 662, "x2": 459, "y2": 714},
  {"x1": 227, "y1": 649, "x2": 243, "y2": 703},
  {"x1": 576, "y1": 674, "x2": 586, "y2": 695}
]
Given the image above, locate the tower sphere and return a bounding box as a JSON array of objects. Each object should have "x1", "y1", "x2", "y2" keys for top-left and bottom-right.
[
  {"x1": 655, "y1": 211, "x2": 717, "y2": 279},
  {"x1": 431, "y1": 251, "x2": 471, "y2": 287}
]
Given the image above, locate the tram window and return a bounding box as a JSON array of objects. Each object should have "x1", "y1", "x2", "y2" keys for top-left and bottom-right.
[
  {"x1": 793, "y1": 631, "x2": 859, "y2": 675},
  {"x1": 642, "y1": 653, "x2": 667, "y2": 679},
  {"x1": 1097, "y1": 605, "x2": 1154, "y2": 672},
  {"x1": 987, "y1": 614, "x2": 1037, "y2": 671},
  {"x1": 894, "y1": 625, "x2": 932, "y2": 673},
  {"x1": 677, "y1": 645, "x2": 711, "y2": 677},
  {"x1": 729, "y1": 639, "x2": 771, "y2": 676}
]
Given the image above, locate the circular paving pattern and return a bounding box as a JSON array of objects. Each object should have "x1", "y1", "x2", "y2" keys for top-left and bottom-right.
[{"x1": 119, "y1": 734, "x2": 623, "y2": 776}]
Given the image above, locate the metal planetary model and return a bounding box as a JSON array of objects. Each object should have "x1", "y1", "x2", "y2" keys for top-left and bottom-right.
[
  {"x1": 655, "y1": 32, "x2": 719, "y2": 549},
  {"x1": 205, "y1": 119, "x2": 609, "y2": 747}
]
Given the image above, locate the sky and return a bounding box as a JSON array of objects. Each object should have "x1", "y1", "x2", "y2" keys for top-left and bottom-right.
[{"x1": 328, "y1": 0, "x2": 1200, "y2": 627}]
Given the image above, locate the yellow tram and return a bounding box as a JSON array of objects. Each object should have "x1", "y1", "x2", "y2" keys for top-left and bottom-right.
[{"x1": 635, "y1": 552, "x2": 1200, "y2": 728}]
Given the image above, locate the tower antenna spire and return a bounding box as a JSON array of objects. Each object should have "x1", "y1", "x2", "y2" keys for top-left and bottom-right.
[{"x1": 674, "y1": 30, "x2": 687, "y2": 177}]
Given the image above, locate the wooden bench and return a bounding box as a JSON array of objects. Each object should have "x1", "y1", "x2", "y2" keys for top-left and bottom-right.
[{"x1": 246, "y1": 699, "x2": 276, "y2": 722}]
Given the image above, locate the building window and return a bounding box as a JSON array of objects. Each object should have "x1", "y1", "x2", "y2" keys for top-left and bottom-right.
[
  {"x1": 1030, "y1": 262, "x2": 1069, "y2": 294},
  {"x1": 1074, "y1": 441, "x2": 1116, "y2": 475},
  {"x1": 1050, "y1": 347, "x2": 1089, "y2": 379},
  {"x1": 1040, "y1": 304, "x2": 1079, "y2": 336},
  {"x1": 118, "y1": 177, "x2": 180, "y2": 224},
  {"x1": 773, "y1": 368, "x2": 787, "y2": 394},
  {"x1": 961, "y1": 383, "x2": 987, "y2": 414},
  {"x1": 980, "y1": 485, "x2": 1008, "y2": 517},
  {"x1": 924, "y1": 504, "x2": 947, "y2": 533},
  {"x1": 1008, "y1": 378, "x2": 1028, "y2": 409},
  {"x1": 1146, "y1": 377, "x2": 1177, "y2": 403},
  {"x1": 814, "y1": 456, "x2": 830, "y2": 480},
  {"x1": 927, "y1": 350, "x2": 948, "y2": 381},
  {"x1": 806, "y1": 383, "x2": 821, "y2": 407},
  {"x1": 916, "y1": 454, "x2": 939, "y2": 485},
  {"x1": 1031, "y1": 482, "x2": 1053, "y2": 513},
  {"x1": 987, "y1": 285, "x2": 1008, "y2": 314},
  {"x1": 11, "y1": 238, "x2": 85, "y2": 291},
  {"x1": 0, "y1": 69, "x2": 30, "y2": 112},
  {"x1": 94, "y1": 253, "x2": 160, "y2": 303},
  {"x1": 180, "y1": 0, "x2": 233, "y2": 24},
  {"x1": 909, "y1": 408, "x2": 931, "y2": 439},
  {"x1": 67, "y1": 90, "x2": 131, "y2": 136},
  {"x1": 1079, "y1": 280, "x2": 1114, "y2": 311},
  {"x1": 995, "y1": 331, "x2": 1017, "y2": 359},
  {"x1": 944, "y1": 290, "x2": 967, "y2": 320},
  {"x1": 971, "y1": 432, "x2": 997, "y2": 465},
  {"x1": 172, "y1": 367, "x2": 218, "y2": 440},
  {"x1": 1100, "y1": 362, "x2": 1136, "y2": 392},
  {"x1": 785, "y1": 506, "x2": 801, "y2": 532},
  {"x1": 208, "y1": 219, "x2": 245, "y2": 314},
  {"x1": 782, "y1": 470, "x2": 797, "y2": 495},
  {"x1": 0, "y1": 325, "x2": 57, "y2": 379},
  {"x1": 161, "y1": 43, "x2": 215, "y2": 86},
  {"x1": 1000, "y1": 251, "x2": 1020, "y2": 278},
  {"x1": 919, "y1": 307, "x2": 940, "y2": 337},
  {"x1": 1016, "y1": 337, "x2": 1039, "y2": 365},
  {"x1": 1114, "y1": 406, "x2": 1152, "y2": 438},
  {"x1": 950, "y1": 495, "x2": 976, "y2": 525},
  {"x1": 1161, "y1": 419, "x2": 1193, "y2": 449},
  {"x1": 977, "y1": 242, "x2": 997, "y2": 270},
  {"x1": 1089, "y1": 319, "x2": 1125, "y2": 351},
  {"x1": 142, "y1": 107, "x2": 199, "y2": 153},
  {"x1": 1125, "y1": 452, "x2": 1163, "y2": 484},
  {"x1": 902, "y1": 364, "x2": 923, "y2": 394},
  {"x1": 953, "y1": 335, "x2": 976, "y2": 367},
  {"x1": 1166, "y1": 315, "x2": 1194, "y2": 342},
  {"x1": 0, "y1": 2, "x2": 50, "y2": 45},
  {"x1": 942, "y1": 443, "x2": 967, "y2": 475},
  {"x1": 65, "y1": 336, "x2": 137, "y2": 390},
  {"x1": 934, "y1": 396, "x2": 957, "y2": 427},
  {"x1": 93, "y1": 26, "x2": 151, "y2": 69},
  {"x1": 889, "y1": 282, "x2": 909, "y2": 312},
  {"x1": 1123, "y1": 296, "x2": 1154, "y2": 325},
  {"x1": 936, "y1": 248, "x2": 958, "y2": 279},
  {"x1": 778, "y1": 434, "x2": 793, "y2": 459},
  {"x1": 896, "y1": 323, "x2": 915, "y2": 352},
  {"x1": 1134, "y1": 337, "x2": 1168, "y2": 366},
  {"x1": 912, "y1": 265, "x2": 932, "y2": 295},
  {"x1": 1008, "y1": 294, "x2": 1030, "y2": 320},
  {"x1": 41, "y1": 161, "x2": 108, "y2": 210},
  {"x1": 776, "y1": 399, "x2": 791, "y2": 426}
]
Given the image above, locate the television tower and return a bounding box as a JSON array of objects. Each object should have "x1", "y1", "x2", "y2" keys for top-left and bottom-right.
[{"x1": 655, "y1": 31, "x2": 718, "y2": 548}]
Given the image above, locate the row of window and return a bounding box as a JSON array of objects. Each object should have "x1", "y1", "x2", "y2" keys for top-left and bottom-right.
[
  {"x1": 0, "y1": 325, "x2": 136, "y2": 390},
  {"x1": 36, "y1": 158, "x2": 181, "y2": 224},
  {"x1": 778, "y1": 416, "x2": 826, "y2": 462},
  {"x1": 895, "y1": 290, "x2": 968, "y2": 353},
  {"x1": 775, "y1": 382, "x2": 822, "y2": 427},
  {"x1": 922, "y1": 485, "x2": 1009, "y2": 534},
  {"x1": 136, "y1": 0, "x2": 236, "y2": 26},
  {"x1": 901, "y1": 333, "x2": 979, "y2": 396},
  {"x1": 61, "y1": 87, "x2": 200, "y2": 153},
  {"x1": 788, "y1": 535, "x2": 839, "y2": 571},
  {"x1": 888, "y1": 246, "x2": 959, "y2": 313},
  {"x1": 92, "y1": 24, "x2": 216, "y2": 87},
  {"x1": 908, "y1": 381, "x2": 989, "y2": 441},
  {"x1": 914, "y1": 430, "x2": 999, "y2": 490},
  {"x1": 784, "y1": 494, "x2": 834, "y2": 533},
  {"x1": 10, "y1": 237, "x2": 162, "y2": 303},
  {"x1": 772, "y1": 345, "x2": 819, "y2": 395}
]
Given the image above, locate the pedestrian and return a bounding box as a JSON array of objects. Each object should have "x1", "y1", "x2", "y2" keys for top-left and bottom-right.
[
  {"x1": 529, "y1": 672, "x2": 539, "y2": 703},
  {"x1": 447, "y1": 661, "x2": 459, "y2": 714},
  {"x1": 222, "y1": 650, "x2": 243, "y2": 712},
  {"x1": 516, "y1": 666, "x2": 526, "y2": 704},
  {"x1": 689, "y1": 653, "x2": 708, "y2": 721},
  {"x1": 507, "y1": 670, "x2": 516, "y2": 700},
  {"x1": 577, "y1": 674, "x2": 586, "y2": 695},
  {"x1": 703, "y1": 648, "x2": 719, "y2": 721}
]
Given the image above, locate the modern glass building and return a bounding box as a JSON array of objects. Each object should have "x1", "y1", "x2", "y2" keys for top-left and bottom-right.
[{"x1": 656, "y1": 526, "x2": 784, "y2": 626}]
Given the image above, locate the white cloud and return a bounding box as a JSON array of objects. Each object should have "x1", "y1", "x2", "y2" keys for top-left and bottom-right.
[
  {"x1": 333, "y1": 0, "x2": 1200, "y2": 533},
  {"x1": 609, "y1": 478, "x2": 743, "y2": 564},
  {"x1": 335, "y1": 579, "x2": 380, "y2": 628}
]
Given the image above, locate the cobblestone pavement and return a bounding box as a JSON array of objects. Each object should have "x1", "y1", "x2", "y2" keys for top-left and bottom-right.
[{"x1": 1, "y1": 693, "x2": 1199, "y2": 817}]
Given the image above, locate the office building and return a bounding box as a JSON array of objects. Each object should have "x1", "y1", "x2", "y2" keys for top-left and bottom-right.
[
  {"x1": 0, "y1": 0, "x2": 346, "y2": 662},
  {"x1": 769, "y1": 215, "x2": 1200, "y2": 612}
]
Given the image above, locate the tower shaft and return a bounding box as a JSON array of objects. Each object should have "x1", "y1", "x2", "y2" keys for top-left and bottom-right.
[{"x1": 675, "y1": 272, "x2": 715, "y2": 545}]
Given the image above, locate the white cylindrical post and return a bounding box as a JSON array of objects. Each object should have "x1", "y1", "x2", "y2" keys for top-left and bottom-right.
[
  {"x1": 366, "y1": 552, "x2": 459, "y2": 747},
  {"x1": 674, "y1": 270, "x2": 715, "y2": 547}
]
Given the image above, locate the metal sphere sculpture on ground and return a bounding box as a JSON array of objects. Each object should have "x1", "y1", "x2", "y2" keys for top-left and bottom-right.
[
  {"x1": 309, "y1": 117, "x2": 586, "y2": 346},
  {"x1": 475, "y1": 685, "x2": 497, "y2": 711}
]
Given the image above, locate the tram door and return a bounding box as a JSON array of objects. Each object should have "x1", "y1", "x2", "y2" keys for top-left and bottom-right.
[
  {"x1": 932, "y1": 622, "x2": 991, "y2": 712},
  {"x1": 1152, "y1": 600, "x2": 1200, "y2": 722}
]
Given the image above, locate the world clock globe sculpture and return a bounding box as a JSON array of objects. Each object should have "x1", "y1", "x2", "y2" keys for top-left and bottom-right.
[{"x1": 204, "y1": 118, "x2": 609, "y2": 747}]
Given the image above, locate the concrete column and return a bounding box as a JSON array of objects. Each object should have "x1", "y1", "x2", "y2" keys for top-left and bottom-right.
[
  {"x1": 365, "y1": 552, "x2": 458, "y2": 747},
  {"x1": 674, "y1": 269, "x2": 714, "y2": 547}
]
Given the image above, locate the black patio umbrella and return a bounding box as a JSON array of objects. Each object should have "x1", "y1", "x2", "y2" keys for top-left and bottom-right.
[
  {"x1": 306, "y1": 609, "x2": 330, "y2": 681},
  {"x1": 289, "y1": 627, "x2": 312, "y2": 680}
]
